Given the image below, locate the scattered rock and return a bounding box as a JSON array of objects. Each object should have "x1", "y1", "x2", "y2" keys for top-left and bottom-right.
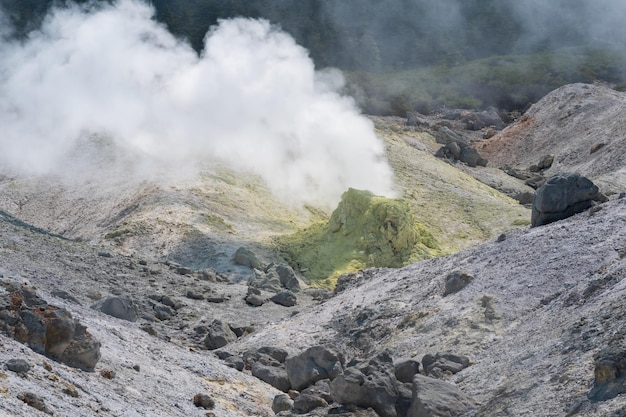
[
  {"x1": 531, "y1": 173, "x2": 606, "y2": 227},
  {"x1": 185, "y1": 289, "x2": 205, "y2": 300},
  {"x1": 249, "y1": 268, "x2": 282, "y2": 293},
  {"x1": 153, "y1": 304, "x2": 175, "y2": 321},
  {"x1": 395, "y1": 359, "x2": 420, "y2": 384},
  {"x1": 91, "y1": 296, "x2": 138, "y2": 322},
  {"x1": 100, "y1": 369, "x2": 116, "y2": 379},
  {"x1": 409, "y1": 374, "x2": 476, "y2": 417},
  {"x1": 204, "y1": 319, "x2": 237, "y2": 350},
  {"x1": 223, "y1": 355, "x2": 245, "y2": 371},
  {"x1": 5, "y1": 358, "x2": 30, "y2": 374},
  {"x1": 63, "y1": 384, "x2": 79, "y2": 397},
  {"x1": 50, "y1": 289, "x2": 81, "y2": 305},
  {"x1": 252, "y1": 362, "x2": 291, "y2": 392},
  {"x1": 294, "y1": 393, "x2": 328, "y2": 413},
  {"x1": 0, "y1": 287, "x2": 101, "y2": 371},
  {"x1": 422, "y1": 353, "x2": 471, "y2": 377},
  {"x1": 233, "y1": 247, "x2": 264, "y2": 270},
  {"x1": 271, "y1": 290, "x2": 297, "y2": 307},
  {"x1": 443, "y1": 270, "x2": 474, "y2": 296},
  {"x1": 273, "y1": 393, "x2": 294, "y2": 414},
  {"x1": 329, "y1": 351, "x2": 399, "y2": 417},
  {"x1": 434, "y1": 127, "x2": 488, "y2": 167},
  {"x1": 245, "y1": 287, "x2": 266, "y2": 307},
  {"x1": 193, "y1": 393, "x2": 215, "y2": 409},
  {"x1": 18, "y1": 392, "x2": 52, "y2": 415},
  {"x1": 258, "y1": 346, "x2": 289, "y2": 363},
  {"x1": 286, "y1": 346, "x2": 344, "y2": 391},
  {"x1": 590, "y1": 143, "x2": 606, "y2": 154},
  {"x1": 588, "y1": 346, "x2": 626, "y2": 401}
]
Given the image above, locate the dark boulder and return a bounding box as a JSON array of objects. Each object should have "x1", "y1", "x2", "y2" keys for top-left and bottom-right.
[
  {"x1": 531, "y1": 173, "x2": 607, "y2": 227},
  {"x1": 443, "y1": 270, "x2": 474, "y2": 296},
  {"x1": 251, "y1": 362, "x2": 291, "y2": 392},
  {"x1": 273, "y1": 393, "x2": 294, "y2": 413},
  {"x1": 395, "y1": 359, "x2": 421, "y2": 384},
  {"x1": 422, "y1": 353, "x2": 470, "y2": 377},
  {"x1": 588, "y1": 346, "x2": 626, "y2": 401},
  {"x1": 203, "y1": 320, "x2": 237, "y2": 350},
  {"x1": 434, "y1": 127, "x2": 487, "y2": 167},
  {"x1": 329, "y1": 351, "x2": 399, "y2": 417},
  {"x1": 408, "y1": 375, "x2": 476, "y2": 417},
  {"x1": 91, "y1": 296, "x2": 138, "y2": 322},
  {"x1": 271, "y1": 290, "x2": 297, "y2": 307},
  {"x1": 233, "y1": 247, "x2": 264, "y2": 269},
  {"x1": 286, "y1": 346, "x2": 344, "y2": 391},
  {"x1": 0, "y1": 287, "x2": 100, "y2": 371}
]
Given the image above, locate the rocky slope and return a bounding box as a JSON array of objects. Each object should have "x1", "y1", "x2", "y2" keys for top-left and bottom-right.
[
  {"x1": 478, "y1": 83, "x2": 626, "y2": 195},
  {"x1": 3, "y1": 83, "x2": 626, "y2": 416}
]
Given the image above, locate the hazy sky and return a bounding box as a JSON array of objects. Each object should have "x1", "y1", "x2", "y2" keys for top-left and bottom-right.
[{"x1": 0, "y1": 0, "x2": 396, "y2": 207}]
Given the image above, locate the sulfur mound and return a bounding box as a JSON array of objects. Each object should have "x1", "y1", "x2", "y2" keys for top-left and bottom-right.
[{"x1": 280, "y1": 188, "x2": 440, "y2": 287}]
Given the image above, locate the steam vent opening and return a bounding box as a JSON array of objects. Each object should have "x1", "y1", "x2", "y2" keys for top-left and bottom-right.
[{"x1": 279, "y1": 188, "x2": 440, "y2": 287}]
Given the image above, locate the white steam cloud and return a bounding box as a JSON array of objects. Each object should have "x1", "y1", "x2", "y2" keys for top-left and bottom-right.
[{"x1": 0, "y1": 0, "x2": 395, "y2": 206}]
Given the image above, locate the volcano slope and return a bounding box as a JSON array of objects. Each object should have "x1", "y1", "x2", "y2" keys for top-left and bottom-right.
[
  {"x1": 0, "y1": 179, "x2": 625, "y2": 416},
  {"x1": 478, "y1": 83, "x2": 626, "y2": 195},
  {"x1": 0, "y1": 117, "x2": 529, "y2": 284}
]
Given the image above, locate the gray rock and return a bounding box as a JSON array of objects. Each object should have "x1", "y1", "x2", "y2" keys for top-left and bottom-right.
[
  {"x1": 258, "y1": 346, "x2": 289, "y2": 363},
  {"x1": 272, "y1": 263, "x2": 302, "y2": 292},
  {"x1": 443, "y1": 270, "x2": 474, "y2": 296},
  {"x1": 422, "y1": 353, "x2": 470, "y2": 377},
  {"x1": 223, "y1": 355, "x2": 245, "y2": 371},
  {"x1": 252, "y1": 362, "x2": 291, "y2": 392},
  {"x1": 395, "y1": 359, "x2": 420, "y2": 384},
  {"x1": 273, "y1": 394, "x2": 294, "y2": 414},
  {"x1": 185, "y1": 289, "x2": 205, "y2": 300},
  {"x1": 153, "y1": 304, "x2": 174, "y2": 321},
  {"x1": 302, "y1": 378, "x2": 333, "y2": 400},
  {"x1": 588, "y1": 346, "x2": 626, "y2": 401},
  {"x1": 5, "y1": 359, "x2": 31, "y2": 374},
  {"x1": 59, "y1": 323, "x2": 101, "y2": 372},
  {"x1": 330, "y1": 351, "x2": 399, "y2": 417},
  {"x1": 434, "y1": 127, "x2": 487, "y2": 167},
  {"x1": 286, "y1": 346, "x2": 344, "y2": 391},
  {"x1": 91, "y1": 296, "x2": 138, "y2": 322},
  {"x1": 271, "y1": 290, "x2": 297, "y2": 307},
  {"x1": 531, "y1": 173, "x2": 605, "y2": 227},
  {"x1": 294, "y1": 393, "x2": 328, "y2": 413},
  {"x1": 244, "y1": 286, "x2": 266, "y2": 307},
  {"x1": 233, "y1": 247, "x2": 264, "y2": 269},
  {"x1": 18, "y1": 392, "x2": 52, "y2": 415},
  {"x1": 408, "y1": 375, "x2": 475, "y2": 417},
  {"x1": 249, "y1": 268, "x2": 282, "y2": 293},
  {"x1": 204, "y1": 320, "x2": 237, "y2": 350},
  {"x1": 193, "y1": 393, "x2": 215, "y2": 409},
  {"x1": 1, "y1": 288, "x2": 100, "y2": 371}
]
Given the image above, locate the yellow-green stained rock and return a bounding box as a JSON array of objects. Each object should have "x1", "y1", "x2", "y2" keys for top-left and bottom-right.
[{"x1": 280, "y1": 188, "x2": 441, "y2": 287}]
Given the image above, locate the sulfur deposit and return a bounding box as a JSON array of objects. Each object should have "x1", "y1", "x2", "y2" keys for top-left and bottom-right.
[{"x1": 280, "y1": 188, "x2": 440, "y2": 286}]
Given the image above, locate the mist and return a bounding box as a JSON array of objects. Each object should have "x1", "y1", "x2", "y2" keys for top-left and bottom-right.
[{"x1": 0, "y1": 0, "x2": 396, "y2": 207}]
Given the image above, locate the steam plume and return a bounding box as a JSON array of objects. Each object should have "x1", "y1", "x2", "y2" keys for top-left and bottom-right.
[{"x1": 0, "y1": 0, "x2": 395, "y2": 206}]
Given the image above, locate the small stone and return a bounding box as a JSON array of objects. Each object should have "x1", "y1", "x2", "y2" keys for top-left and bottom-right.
[
  {"x1": 133, "y1": 364, "x2": 140, "y2": 372},
  {"x1": 443, "y1": 270, "x2": 475, "y2": 296},
  {"x1": 272, "y1": 393, "x2": 294, "y2": 413},
  {"x1": 100, "y1": 369, "x2": 116, "y2": 379},
  {"x1": 6, "y1": 359, "x2": 31, "y2": 374},
  {"x1": 140, "y1": 325, "x2": 157, "y2": 336},
  {"x1": 63, "y1": 384, "x2": 79, "y2": 397},
  {"x1": 18, "y1": 392, "x2": 52, "y2": 415},
  {"x1": 193, "y1": 393, "x2": 215, "y2": 409},
  {"x1": 496, "y1": 233, "x2": 506, "y2": 242},
  {"x1": 186, "y1": 290, "x2": 205, "y2": 300}
]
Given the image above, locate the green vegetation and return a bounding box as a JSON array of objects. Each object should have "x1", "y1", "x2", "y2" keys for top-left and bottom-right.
[
  {"x1": 345, "y1": 47, "x2": 626, "y2": 115},
  {"x1": 279, "y1": 188, "x2": 441, "y2": 287},
  {"x1": 4, "y1": 1, "x2": 626, "y2": 114}
]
